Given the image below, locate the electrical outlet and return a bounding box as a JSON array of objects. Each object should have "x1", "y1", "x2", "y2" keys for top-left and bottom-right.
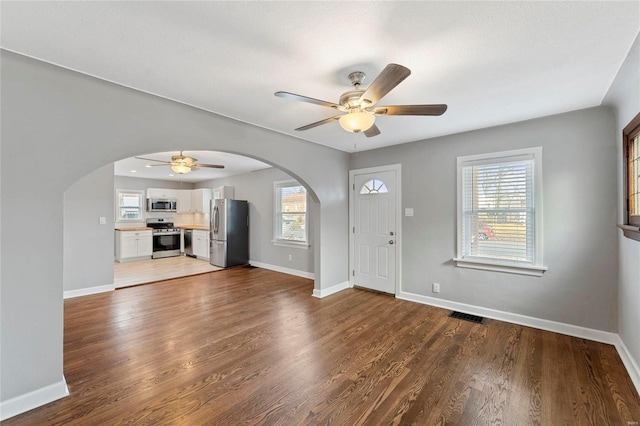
[
  {"x1": 288, "y1": 254, "x2": 292, "y2": 261},
  {"x1": 432, "y1": 282, "x2": 440, "y2": 293}
]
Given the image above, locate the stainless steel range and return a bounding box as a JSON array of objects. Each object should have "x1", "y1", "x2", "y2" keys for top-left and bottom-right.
[{"x1": 146, "y1": 218, "x2": 181, "y2": 259}]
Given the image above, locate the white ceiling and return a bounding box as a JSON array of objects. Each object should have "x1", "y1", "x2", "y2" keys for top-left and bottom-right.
[
  {"x1": 114, "y1": 151, "x2": 272, "y2": 183},
  {"x1": 2, "y1": 2, "x2": 639, "y2": 154}
]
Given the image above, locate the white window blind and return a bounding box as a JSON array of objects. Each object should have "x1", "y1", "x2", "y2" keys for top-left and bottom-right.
[
  {"x1": 456, "y1": 147, "x2": 545, "y2": 276},
  {"x1": 116, "y1": 189, "x2": 144, "y2": 221},
  {"x1": 274, "y1": 180, "x2": 308, "y2": 244}
]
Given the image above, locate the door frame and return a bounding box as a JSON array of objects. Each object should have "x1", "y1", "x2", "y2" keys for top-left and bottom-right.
[{"x1": 349, "y1": 164, "x2": 402, "y2": 295}]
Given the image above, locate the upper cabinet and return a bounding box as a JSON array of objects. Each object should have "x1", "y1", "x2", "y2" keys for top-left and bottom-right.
[
  {"x1": 212, "y1": 186, "x2": 234, "y2": 200},
  {"x1": 177, "y1": 188, "x2": 212, "y2": 213},
  {"x1": 151, "y1": 187, "x2": 232, "y2": 214},
  {"x1": 147, "y1": 188, "x2": 177, "y2": 199},
  {"x1": 177, "y1": 190, "x2": 192, "y2": 213},
  {"x1": 191, "y1": 188, "x2": 212, "y2": 213}
]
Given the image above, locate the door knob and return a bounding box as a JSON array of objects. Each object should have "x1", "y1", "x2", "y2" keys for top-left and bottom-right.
[{"x1": 389, "y1": 240, "x2": 394, "y2": 244}]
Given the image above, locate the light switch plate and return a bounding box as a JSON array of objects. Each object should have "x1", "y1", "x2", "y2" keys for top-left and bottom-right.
[
  {"x1": 405, "y1": 208, "x2": 414, "y2": 217},
  {"x1": 99, "y1": 217, "x2": 106, "y2": 225}
]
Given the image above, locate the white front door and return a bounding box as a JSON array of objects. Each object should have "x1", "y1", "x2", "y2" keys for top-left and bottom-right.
[{"x1": 351, "y1": 167, "x2": 399, "y2": 294}]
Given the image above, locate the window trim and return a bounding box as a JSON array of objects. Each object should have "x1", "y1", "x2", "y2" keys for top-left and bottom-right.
[
  {"x1": 115, "y1": 189, "x2": 144, "y2": 222},
  {"x1": 620, "y1": 113, "x2": 640, "y2": 242},
  {"x1": 273, "y1": 180, "x2": 309, "y2": 248},
  {"x1": 454, "y1": 147, "x2": 547, "y2": 276}
]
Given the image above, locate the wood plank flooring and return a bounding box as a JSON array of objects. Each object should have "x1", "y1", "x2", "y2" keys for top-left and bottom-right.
[
  {"x1": 114, "y1": 255, "x2": 221, "y2": 288},
  {"x1": 5, "y1": 268, "x2": 639, "y2": 425}
]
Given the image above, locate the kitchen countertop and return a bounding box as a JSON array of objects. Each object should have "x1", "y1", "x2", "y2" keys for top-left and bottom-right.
[
  {"x1": 115, "y1": 227, "x2": 153, "y2": 232},
  {"x1": 177, "y1": 225, "x2": 210, "y2": 230}
]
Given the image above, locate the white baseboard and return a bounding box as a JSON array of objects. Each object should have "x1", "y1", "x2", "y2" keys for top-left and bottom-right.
[
  {"x1": 397, "y1": 291, "x2": 619, "y2": 344},
  {"x1": 397, "y1": 290, "x2": 640, "y2": 396},
  {"x1": 613, "y1": 336, "x2": 640, "y2": 396},
  {"x1": 249, "y1": 260, "x2": 314, "y2": 280},
  {"x1": 0, "y1": 378, "x2": 69, "y2": 421},
  {"x1": 63, "y1": 283, "x2": 115, "y2": 299},
  {"x1": 312, "y1": 281, "x2": 351, "y2": 298}
]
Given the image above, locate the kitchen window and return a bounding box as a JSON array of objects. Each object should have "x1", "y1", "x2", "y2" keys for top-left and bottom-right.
[
  {"x1": 273, "y1": 180, "x2": 308, "y2": 247},
  {"x1": 620, "y1": 113, "x2": 640, "y2": 241},
  {"x1": 454, "y1": 147, "x2": 547, "y2": 276},
  {"x1": 116, "y1": 189, "x2": 144, "y2": 221}
]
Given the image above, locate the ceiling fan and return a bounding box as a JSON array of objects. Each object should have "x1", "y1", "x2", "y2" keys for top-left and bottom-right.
[
  {"x1": 135, "y1": 151, "x2": 224, "y2": 174},
  {"x1": 275, "y1": 63, "x2": 447, "y2": 137}
]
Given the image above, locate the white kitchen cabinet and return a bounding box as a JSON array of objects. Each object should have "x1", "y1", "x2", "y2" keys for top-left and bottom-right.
[
  {"x1": 176, "y1": 190, "x2": 192, "y2": 213},
  {"x1": 191, "y1": 188, "x2": 212, "y2": 213},
  {"x1": 212, "y1": 186, "x2": 234, "y2": 200},
  {"x1": 115, "y1": 230, "x2": 153, "y2": 262},
  {"x1": 146, "y1": 188, "x2": 177, "y2": 199},
  {"x1": 193, "y1": 230, "x2": 210, "y2": 260}
]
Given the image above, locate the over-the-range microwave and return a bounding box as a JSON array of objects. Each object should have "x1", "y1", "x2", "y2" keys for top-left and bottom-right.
[{"x1": 147, "y1": 198, "x2": 177, "y2": 212}]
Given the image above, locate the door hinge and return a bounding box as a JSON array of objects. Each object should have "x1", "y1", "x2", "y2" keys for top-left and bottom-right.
[
  {"x1": 353, "y1": 183, "x2": 355, "y2": 190},
  {"x1": 352, "y1": 270, "x2": 355, "y2": 276},
  {"x1": 353, "y1": 227, "x2": 355, "y2": 233}
]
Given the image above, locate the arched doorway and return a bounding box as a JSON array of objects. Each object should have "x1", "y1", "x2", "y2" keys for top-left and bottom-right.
[{"x1": 63, "y1": 150, "x2": 319, "y2": 295}]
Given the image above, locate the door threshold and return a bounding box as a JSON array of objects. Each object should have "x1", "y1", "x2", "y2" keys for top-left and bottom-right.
[{"x1": 353, "y1": 285, "x2": 395, "y2": 297}]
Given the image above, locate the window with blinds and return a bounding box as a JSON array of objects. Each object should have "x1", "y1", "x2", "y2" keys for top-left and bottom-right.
[
  {"x1": 274, "y1": 180, "x2": 308, "y2": 244},
  {"x1": 456, "y1": 147, "x2": 546, "y2": 276}
]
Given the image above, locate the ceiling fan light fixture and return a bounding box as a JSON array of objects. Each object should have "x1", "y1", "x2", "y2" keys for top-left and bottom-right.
[
  {"x1": 339, "y1": 111, "x2": 375, "y2": 133},
  {"x1": 171, "y1": 163, "x2": 191, "y2": 174}
]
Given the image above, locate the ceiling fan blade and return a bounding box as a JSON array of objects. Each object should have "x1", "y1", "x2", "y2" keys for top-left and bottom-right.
[
  {"x1": 295, "y1": 115, "x2": 342, "y2": 131},
  {"x1": 275, "y1": 91, "x2": 346, "y2": 111},
  {"x1": 364, "y1": 124, "x2": 381, "y2": 138},
  {"x1": 135, "y1": 156, "x2": 171, "y2": 164},
  {"x1": 372, "y1": 104, "x2": 448, "y2": 116},
  {"x1": 359, "y1": 64, "x2": 411, "y2": 106},
  {"x1": 192, "y1": 164, "x2": 225, "y2": 169}
]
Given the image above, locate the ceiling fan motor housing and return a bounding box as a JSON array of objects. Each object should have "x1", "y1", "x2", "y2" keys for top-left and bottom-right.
[{"x1": 339, "y1": 90, "x2": 371, "y2": 110}]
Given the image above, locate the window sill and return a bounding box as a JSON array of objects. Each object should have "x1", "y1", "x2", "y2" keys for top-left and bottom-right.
[
  {"x1": 453, "y1": 257, "x2": 547, "y2": 277},
  {"x1": 618, "y1": 224, "x2": 640, "y2": 242},
  {"x1": 272, "y1": 240, "x2": 310, "y2": 249}
]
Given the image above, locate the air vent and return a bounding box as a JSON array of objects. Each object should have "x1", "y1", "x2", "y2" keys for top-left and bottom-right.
[{"x1": 449, "y1": 311, "x2": 485, "y2": 324}]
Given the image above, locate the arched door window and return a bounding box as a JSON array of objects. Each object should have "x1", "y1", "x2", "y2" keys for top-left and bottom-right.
[{"x1": 359, "y1": 179, "x2": 388, "y2": 194}]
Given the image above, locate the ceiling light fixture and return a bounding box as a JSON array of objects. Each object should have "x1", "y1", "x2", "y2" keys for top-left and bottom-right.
[
  {"x1": 338, "y1": 111, "x2": 375, "y2": 133},
  {"x1": 170, "y1": 163, "x2": 191, "y2": 174}
]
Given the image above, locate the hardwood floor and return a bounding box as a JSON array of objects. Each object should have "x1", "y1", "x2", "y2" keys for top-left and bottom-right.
[
  {"x1": 6, "y1": 268, "x2": 639, "y2": 425},
  {"x1": 114, "y1": 255, "x2": 221, "y2": 287}
]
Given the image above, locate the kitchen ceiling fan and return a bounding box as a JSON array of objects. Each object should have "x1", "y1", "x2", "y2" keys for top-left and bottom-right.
[
  {"x1": 135, "y1": 151, "x2": 224, "y2": 174},
  {"x1": 275, "y1": 63, "x2": 447, "y2": 137}
]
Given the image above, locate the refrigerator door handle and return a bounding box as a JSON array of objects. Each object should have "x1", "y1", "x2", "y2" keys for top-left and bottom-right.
[{"x1": 213, "y1": 205, "x2": 219, "y2": 234}]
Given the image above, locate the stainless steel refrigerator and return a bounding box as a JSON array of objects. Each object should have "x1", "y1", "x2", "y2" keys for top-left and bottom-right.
[{"x1": 210, "y1": 199, "x2": 249, "y2": 268}]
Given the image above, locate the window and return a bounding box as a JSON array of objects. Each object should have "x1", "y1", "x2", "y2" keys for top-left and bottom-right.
[
  {"x1": 360, "y1": 179, "x2": 388, "y2": 194},
  {"x1": 454, "y1": 147, "x2": 546, "y2": 276},
  {"x1": 116, "y1": 189, "x2": 144, "y2": 221},
  {"x1": 621, "y1": 113, "x2": 640, "y2": 241},
  {"x1": 274, "y1": 180, "x2": 308, "y2": 246}
]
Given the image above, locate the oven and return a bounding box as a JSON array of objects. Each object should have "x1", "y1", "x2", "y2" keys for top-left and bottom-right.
[
  {"x1": 147, "y1": 218, "x2": 181, "y2": 259},
  {"x1": 152, "y1": 231, "x2": 181, "y2": 259}
]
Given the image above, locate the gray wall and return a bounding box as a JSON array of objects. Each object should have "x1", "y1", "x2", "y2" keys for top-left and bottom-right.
[
  {"x1": 196, "y1": 168, "x2": 315, "y2": 274},
  {"x1": 63, "y1": 164, "x2": 115, "y2": 292},
  {"x1": 603, "y1": 33, "x2": 640, "y2": 376},
  {"x1": 350, "y1": 107, "x2": 618, "y2": 332},
  {"x1": 1, "y1": 51, "x2": 349, "y2": 403}
]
